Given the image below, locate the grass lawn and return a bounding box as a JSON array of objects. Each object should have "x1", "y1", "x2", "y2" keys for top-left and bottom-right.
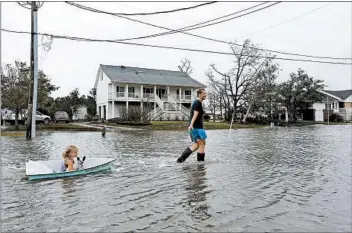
[
  {"x1": 316, "y1": 121, "x2": 352, "y2": 125},
  {"x1": 1, "y1": 123, "x2": 100, "y2": 137},
  {"x1": 108, "y1": 121, "x2": 264, "y2": 131}
]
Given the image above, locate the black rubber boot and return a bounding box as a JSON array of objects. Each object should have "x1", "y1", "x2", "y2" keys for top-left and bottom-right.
[
  {"x1": 197, "y1": 153, "x2": 205, "y2": 162},
  {"x1": 177, "y1": 148, "x2": 193, "y2": 163}
]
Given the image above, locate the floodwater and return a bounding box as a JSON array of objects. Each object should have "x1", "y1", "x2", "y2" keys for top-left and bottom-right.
[{"x1": 1, "y1": 125, "x2": 352, "y2": 232}]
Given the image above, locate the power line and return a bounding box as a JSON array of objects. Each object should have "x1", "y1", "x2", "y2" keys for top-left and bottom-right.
[
  {"x1": 2, "y1": 28, "x2": 352, "y2": 65},
  {"x1": 87, "y1": 2, "x2": 271, "y2": 42},
  {"x1": 237, "y1": 3, "x2": 331, "y2": 38},
  {"x1": 66, "y1": 2, "x2": 217, "y2": 16},
  {"x1": 65, "y1": 1, "x2": 352, "y2": 61},
  {"x1": 66, "y1": 1, "x2": 279, "y2": 43},
  {"x1": 118, "y1": 2, "x2": 268, "y2": 41}
]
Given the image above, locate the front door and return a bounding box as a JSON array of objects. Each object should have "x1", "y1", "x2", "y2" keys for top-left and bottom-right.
[{"x1": 156, "y1": 88, "x2": 166, "y2": 99}]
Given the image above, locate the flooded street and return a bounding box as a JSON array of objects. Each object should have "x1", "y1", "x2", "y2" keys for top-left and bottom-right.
[{"x1": 1, "y1": 125, "x2": 351, "y2": 232}]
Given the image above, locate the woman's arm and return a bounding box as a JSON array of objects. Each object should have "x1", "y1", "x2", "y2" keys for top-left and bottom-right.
[{"x1": 189, "y1": 111, "x2": 199, "y2": 129}]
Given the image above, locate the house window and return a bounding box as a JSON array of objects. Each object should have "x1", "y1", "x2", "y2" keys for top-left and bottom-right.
[
  {"x1": 128, "y1": 87, "x2": 135, "y2": 98},
  {"x1": 143, "y1": 87, "x2": 154, "y2": 98},
  {"x1": 116, "y1": 86, "x2": 125, "y2": 93},
  {"x1": 339, "y1": 102, "x2": 344, "y2": 108},
  {"x1": 184, "y1": 90, "x2": 191, "y2": 100},
  {"x1": 128, "y1": 87, "x2": 135, "y2": 93},
  {"x1": 143, "y1": 87, "x2": 154, "y2": 94}
]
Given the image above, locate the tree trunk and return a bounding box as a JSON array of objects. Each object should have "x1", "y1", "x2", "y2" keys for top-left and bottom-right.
[
  {"x1": 233, "y1": 107, "x2": 237, "y2": 124},
  {"x1": 219, "y1": 97, "x2": 223, "y2": 120},
  {"x1": 212, "y1": 107, "x2": 216, "y2": 122},
  {"x1": 15, "y1": 108, "x2": 19, "y2": 130},
  {"x1": 243, "y1": 101, "x2": 253, "y2": 123}
]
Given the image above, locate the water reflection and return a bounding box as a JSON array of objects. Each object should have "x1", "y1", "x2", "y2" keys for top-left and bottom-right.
[
  {"x1": 1, "y1": 125, "x2": 351, "y2": 232},
  {"x1": 183, "y1": 163, "x2": 212, "y2": 221},
  {"x1": 60, "y1": 178, "x2": 77, "y2": 199}
]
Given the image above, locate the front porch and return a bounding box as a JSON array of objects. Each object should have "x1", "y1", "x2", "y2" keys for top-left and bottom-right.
[
  {"x1": 97, "y1": 101, "x2": 191, "y2": 121},
  {"x1": 107, "y1": 83, "x2": 195, "y2": 103}
]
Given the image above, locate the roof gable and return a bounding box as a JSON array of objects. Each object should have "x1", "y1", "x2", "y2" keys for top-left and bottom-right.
[
  {"x1": 323, "y1": 90, "x2": 352, "y2": 100},
  {"x1": 100, "y1": 64, "x2": 206, "y2": 88}
]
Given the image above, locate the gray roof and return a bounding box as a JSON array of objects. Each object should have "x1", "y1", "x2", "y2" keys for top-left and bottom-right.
[
  {"x1": 100, "y1": 64, "x2": 206, "y2": 88},
  {"x1": 324, "y1": 90, "x2": 352, "y2": 100}
]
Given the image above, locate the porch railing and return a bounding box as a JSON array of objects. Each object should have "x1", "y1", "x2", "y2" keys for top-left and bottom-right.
[
  {"x1": 143, "y1": 93, "x2": 154, "y2": 99},
  {"x1": 109, "y1": 92, "x2": 125, "y2": 99}
]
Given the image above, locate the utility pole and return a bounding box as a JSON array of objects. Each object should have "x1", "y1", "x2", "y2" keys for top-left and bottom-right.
[
  {"x1": 327, "y1": 95, "x2": 329, "y2": 125},
  {"x1": 26, "y1": 1, "x2": 39, "y2": 139},
  {"x1": 270, "y1": 99, "x2": 274, "y2": 129},
  {"x1": 268, "y1": 92, "x2": 275, "y2": 129},
  {"x1": 0, "y1": 2, "x2": 2, "y2": 132}
]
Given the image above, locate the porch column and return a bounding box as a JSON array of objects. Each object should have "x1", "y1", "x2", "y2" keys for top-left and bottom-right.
[
  {"x1": 141, "y1": 84, "x2": 143, "y2": 99},
  {"x1": 126, "y1": 101, "x2": 129, "y2": 111},
  {"x1": 112, "y1": 101, "x2": 115, "y2": 119},
  {"x1": 154, "y1": 85, "x2": 157, "y2": 110},
  {"x1": 105, "y1": 104, "x2": 108, "y2": 119},
  {"x1": 154, "y1": 85, "x2": 157, "y2": 99},
  {"x1": 140, "y1": 84, "x2": 144, "y2": 113},
  {"x1": 125, "y1": 84, "x2": 129, "y2": 100},
  {"x1": 179, "y1": 87, "x2": 182, "y2": 109}
]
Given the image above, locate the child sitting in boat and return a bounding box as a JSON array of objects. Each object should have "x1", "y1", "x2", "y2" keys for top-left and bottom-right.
[{"x1": 59, "y1": 145, "x2": 79, "y2": 172}]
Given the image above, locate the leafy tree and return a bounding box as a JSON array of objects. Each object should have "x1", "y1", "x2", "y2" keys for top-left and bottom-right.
[
  {"x1": 1, "y1": 61, "x2": 30, "y2": 129},
  {"x1": 276, "y1": 69, "x2": 325, "y2": 122}
]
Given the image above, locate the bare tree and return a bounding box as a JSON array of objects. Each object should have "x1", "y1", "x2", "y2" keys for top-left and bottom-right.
[
  {"x1": 178, "y1": 58, "x2": 193, "y2": 75},
  {"x1": 205, "y1": 80, "x2": 222, "y2": 122},
  {"x1": 206, "y1": 39, "x2": 276, "y2": 122},
  {"x1": 242, "y1": 59, "x2": 279, "y2": 123}
]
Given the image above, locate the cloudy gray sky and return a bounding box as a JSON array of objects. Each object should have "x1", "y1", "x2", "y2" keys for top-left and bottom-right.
[{"x1": 2, "y1": 1, "x2": 351, "y2": 98}]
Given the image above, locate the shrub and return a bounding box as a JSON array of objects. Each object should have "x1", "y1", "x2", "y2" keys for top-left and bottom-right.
[{"x1": 330, "y1": 113, "x2": 343, "y2": 122}]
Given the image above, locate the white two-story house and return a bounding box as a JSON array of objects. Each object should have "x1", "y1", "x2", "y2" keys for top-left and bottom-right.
[{"x1": 94, "y1": 64, "x2": 206, "y2": 121}]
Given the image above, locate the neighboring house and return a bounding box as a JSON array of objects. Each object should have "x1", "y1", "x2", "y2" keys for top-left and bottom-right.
[
  {"x1": 313, "y1": 89, "x2": 352, "y2": 122},
  {"x1": 205, "y1": 110, "x2": 222, "y2": 121},
  {"x1": 71, "y1": 105, "x2": 88, "y2": 121},
  {"x1": 94, "y1": 64, "x2": 206, "y2": 120}
]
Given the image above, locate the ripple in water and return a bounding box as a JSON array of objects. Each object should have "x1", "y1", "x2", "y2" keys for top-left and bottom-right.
[{"x1": 1, "y1": 125, "x2": 351, "y2": 232}]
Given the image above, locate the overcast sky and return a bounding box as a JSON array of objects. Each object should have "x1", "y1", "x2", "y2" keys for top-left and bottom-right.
[{"x1": 2, "y1": 1, "x2": 351, "y2": 98}]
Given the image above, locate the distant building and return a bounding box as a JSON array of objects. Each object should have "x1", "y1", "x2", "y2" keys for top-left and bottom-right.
[
  {"x1": 94, "y1": 64, "x2": 206, "y2": 120},
  {"x1": 72, "y1": 105, "x2": 88, "y2": 121},
  {"x1": 313, "y1": 89, "x2": 352, "y2": 122}
]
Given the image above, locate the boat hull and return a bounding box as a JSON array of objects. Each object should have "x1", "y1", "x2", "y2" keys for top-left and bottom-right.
[{"x1": 27, "y1": 160, "x2": 114, "y2": 181}]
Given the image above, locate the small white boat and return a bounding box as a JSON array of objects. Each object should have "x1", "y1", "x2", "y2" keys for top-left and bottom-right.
[{"x1": 25, "y1": 158, "x2": 116, "y2": 181}]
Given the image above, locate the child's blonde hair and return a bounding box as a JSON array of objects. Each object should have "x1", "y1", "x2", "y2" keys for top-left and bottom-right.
[{"x1": 62, "y1": 145, "x2": 78, "y2": 159}]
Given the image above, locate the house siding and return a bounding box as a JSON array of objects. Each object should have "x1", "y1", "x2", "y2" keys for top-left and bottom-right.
[
  {"x1": 313, "y1": 103, "x2": 325, "y2": 122},
  {"x1": 73, "y1": 106, "x2": 88, "y2": 120},
  {"x1": 96, "y1": 70, "x2": 110, "y2": 119},
  {"x1": 95, "y1": 65, "x2": 205, "y2": 120},
  {"x1": 344, "y1": 94, "x2": 352, "y2": 102}
]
